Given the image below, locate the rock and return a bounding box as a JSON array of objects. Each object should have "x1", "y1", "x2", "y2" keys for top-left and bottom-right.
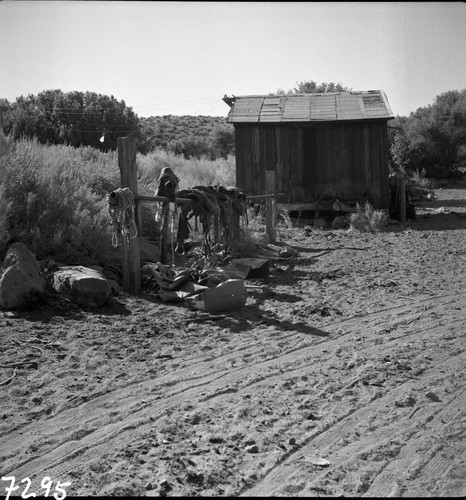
[
  {"x1": 313, "y1": 218, "x2": 327, "y2": 229},
  {"x1": 288, "y1": 437, "x2": 296, "y2": 445},
  {"x1": 409, "y1": 186, "x2": 425, "y2": 201},
  {"x1": 331, "y1": 215, "x2": 349, "y2": 229},
  {"x1": 159, "y1": 479, "x2": 172, "y2": 493},
  {"x1": 425, "y1": 391, "x2": 441, "y2": 402},
  {"x1": 278, "y1": 247, "x2": 300, "y2": 258},
  {"x1": 106, "y1": 279, "x2": 121, "y2": 295},
  {"x1": 53, "y1": 266, "x2": 111, "y2": 307},
  {"x1": 88, "y1": 266, "x2": 120, "y2": 294},
  {"x1": 101, "y1": 265, "x2": 122, "y2": 283},
  {"x1": 305, "y1": 455, "x2": 331, "y2": 467},
  {"x1": 246, "y1": 444, "x2": 259, "y2": 454},
  {"x1": 0, "y1": 242, "x2": 46, "y2": 310}
]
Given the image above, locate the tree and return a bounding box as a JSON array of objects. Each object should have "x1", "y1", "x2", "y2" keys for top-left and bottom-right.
[
  {"x1": 3, "y1": 90, "x2": 141, "y2": 151},
  {"x1": 167, "y1": 136, "x2": 211, "y2": 159},
  {"x1": 390, "y1": 89, "x2": 466, "y2": 177},
  {"x1": 209, "y1": 123, "x2": 235, "y2": 159},
  {"x1": 272, "y1": 80, "x2": 351, "y2": 95}
]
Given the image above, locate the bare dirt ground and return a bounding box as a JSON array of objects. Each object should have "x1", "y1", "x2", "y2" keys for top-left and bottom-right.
[{"x1": 1, "y1": 182, "x2": 466, "y2": 498}]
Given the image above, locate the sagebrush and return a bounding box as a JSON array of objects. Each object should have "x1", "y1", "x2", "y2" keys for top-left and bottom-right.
[
  {"x1": 349, "y1": 202, "x2": 388, "y2": 233},
  {"x1": 0, "y1": 136, "x2": 236, "y2": 263}
]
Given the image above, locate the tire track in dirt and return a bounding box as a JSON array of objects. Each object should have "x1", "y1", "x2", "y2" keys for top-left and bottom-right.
[
  {"x1": 364, "y1": 387, "x2": 466, "y2": 497},
  {"x1": 238, "y1": 293, "x2": 466, "y2": 496},
  {"x1": 240, "y1": 353, "x2": 466, "y2": 497},
  {"x1": 4, "y1": 290, "x2": 459, "y2": 448},
  {"x1": 2, "y1": 291, "x2": 464, "y2": 495},
  {"x1": 3, "y1": 293, "x2": 463, "y2": 439}
]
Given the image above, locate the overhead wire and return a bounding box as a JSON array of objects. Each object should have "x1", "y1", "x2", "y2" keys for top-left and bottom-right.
[
  {"x1": 68, "y1": 129, "x2": 137, "y2": 134},
  {"x1": 39, "y1": 96, "x2": 222, "y2": 112},
  {"x1": 17, "y1": 95, "x2": 226, "y2": 135},
  {"x1": 132, "y1": 96, "x2": 221, "y2": 111},
  {"x1": 192, "y1": 99, "x2": 225, "y2": 115}
]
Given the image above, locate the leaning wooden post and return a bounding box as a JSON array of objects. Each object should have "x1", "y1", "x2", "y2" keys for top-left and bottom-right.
[
  {"x1": 398, "y1": 173, "x2": 407, "y2": 222},
  {"x1": 117, "y1": 135, "x2": 141, "y2": 293},
  {"x1": 160, "y1": 202, "x2": 171, "y2": 264},
  {"x1": 230, "y1": 206, "x2": 240, "y2": 250},
  {"x1": 213, "y1": 213, "x2": 220, "y2": 246},
  {"x1": 266, "y1": 170, "x2": 277, "y2": 243}
]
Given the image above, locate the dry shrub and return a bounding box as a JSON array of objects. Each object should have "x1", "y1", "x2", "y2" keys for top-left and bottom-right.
[
  {"x1": 232, "y1": 207, "x2": 269, "y2": 256},
  {"x1": 0, "y1": 137, "x2": 120, "y2": 263},
  {"x1": 410, "y1": 168, "x2": 434, "y2": 189},
  {"x1": 349, "y1": 202, "x2": 388, "y2": 233}
]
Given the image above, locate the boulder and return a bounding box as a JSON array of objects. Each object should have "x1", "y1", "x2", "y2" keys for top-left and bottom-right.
[
  {"x1": 331, "y1": 215, "x2": 349, "y2": 229},
  {"x1": 53, "y1": 266, "x2": 111, "y2": 307},
  {"x1": 313, "y1": 218, "x2": 327, "y2": 229},
  {"x1": 89, "y1": 265, "x2": 121, "y2": 295},
  {"x1": 0, "y1": 242, "x2": 46, "y2": 310}
]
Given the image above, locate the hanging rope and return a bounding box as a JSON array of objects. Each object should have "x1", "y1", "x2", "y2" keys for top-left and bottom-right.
[{"x1": 107, "y1": 187, "x2": 138, "y2": 247}]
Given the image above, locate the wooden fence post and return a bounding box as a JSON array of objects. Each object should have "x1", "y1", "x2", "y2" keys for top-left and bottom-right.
[
  {"x1": 160, "y1": 202, "x2": 171, "y2": 265},
  {"x1": 229, "y1": 208, "x2": 240, "y2": 251},
  {"x1": 266, "y1": 170, "x2": 277, "y2": 243},
  {"x1": 213, "y1": 213, "x2": 220, "y2": 247},
  {"x1": 398, "y1": 173, "x2": 406, "y2": 223},
  {"x1": 117, "y1": 135, "x2": 141, "y2": 293}
]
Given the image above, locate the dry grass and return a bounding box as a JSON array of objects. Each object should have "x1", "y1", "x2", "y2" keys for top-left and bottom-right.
[
  {"x1": 232, "y1": 207, "x2": 269, "y2": 256},
  {"x1": 349, "y1": 202, "x2": 388, "y2": 233},
  {"x1": 410, "y1": 168, "x2": 434, "y2": 189},
  {"x1": 136, "y1": 150, "x2": 236, "y2": 194}
]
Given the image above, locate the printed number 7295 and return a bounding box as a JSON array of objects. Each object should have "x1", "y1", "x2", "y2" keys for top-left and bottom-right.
[{"x1": 1, "y1": 476, "x2": 71, "y2": 500}]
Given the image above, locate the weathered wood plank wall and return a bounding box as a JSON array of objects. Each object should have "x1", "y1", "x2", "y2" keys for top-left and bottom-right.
[{"x1": 234, "y1": 120, "x2": 390, "y2": 208}]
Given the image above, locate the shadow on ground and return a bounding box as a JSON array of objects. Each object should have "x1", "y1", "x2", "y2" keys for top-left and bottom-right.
[{"x1": 207, "y1": 301, "x2": 330, "y2": 337}]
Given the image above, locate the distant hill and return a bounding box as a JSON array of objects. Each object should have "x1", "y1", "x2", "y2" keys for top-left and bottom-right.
[{"x1": 139, "y1": 115, "x2": 232, "y2": 156}]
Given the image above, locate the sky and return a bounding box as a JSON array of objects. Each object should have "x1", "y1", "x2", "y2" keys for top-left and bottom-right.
[{"x1": 1, "y1": 1, "x2": 465, "y2": 118}]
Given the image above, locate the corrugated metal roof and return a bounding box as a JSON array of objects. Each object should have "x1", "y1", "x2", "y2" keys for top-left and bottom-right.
[
  {"x1": 226, "y1": 90, "x2": 394, "y2": 123},
  {"x1": 229, "y1": 97, "x2": 264, "y2": 122}
]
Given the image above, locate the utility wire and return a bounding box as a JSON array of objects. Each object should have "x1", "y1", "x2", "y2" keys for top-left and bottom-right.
[
  {"x1": 132, "y1": 96, "x2": 221, "y2": 109},
  {"x1": 70, "y1": 129, "x2": 137, "y2": 134},
  {"x1": 37, "y1": 96, "x2": 221, "y2": 112},
  {"x1": 59, "y1": 121, "x2": 140, "y2": 128},
  {"x1": 192, "y1": 100, "x2": 225, "y2": 115}
]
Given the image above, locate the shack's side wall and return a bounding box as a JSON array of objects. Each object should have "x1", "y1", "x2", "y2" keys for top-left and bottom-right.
[{"x1": 234, "y1": 121, "x2": 390, "y2": 208}]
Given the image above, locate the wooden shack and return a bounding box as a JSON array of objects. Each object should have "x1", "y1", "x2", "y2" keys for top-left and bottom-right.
[{"x1": 223, "y1": 90, "x2": 394, "y2": 211}]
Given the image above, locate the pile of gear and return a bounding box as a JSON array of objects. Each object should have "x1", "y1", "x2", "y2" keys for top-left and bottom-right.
[
  {"x1": 140, "y1": 252, "x2": 271, "y2": 311},
  {"x1": 141, "y1": 252, "x2": 239, "y2": 304}
]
